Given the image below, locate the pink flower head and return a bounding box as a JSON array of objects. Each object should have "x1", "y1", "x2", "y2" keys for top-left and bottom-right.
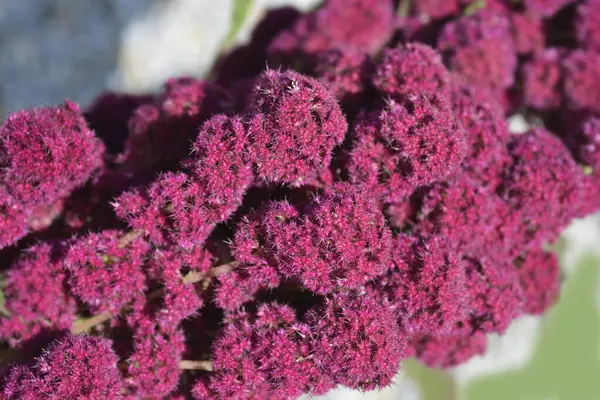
[
  {"x1": 511, "y1": 12, "x2": 544, "y2": 55},
  {"x1": 412, "y1": 0, "x2": 460, "y2": 20},
  {"x1": 292, "y1": 182, "x2": 392, "y2": 291},
  {"x1": 268, "y1": 0, "x2": 394, "y2": 62},
  {"x1": 413, "y1": 174, "x2": 507, "y2": 256},
  {"x1": 579, "y1": 117, "x2": 600, "y2": 169},
  {"x1": 516, "y1": 249, "x2": 561, "y2": 315},
  {"x1": 372, "y1": 43, "x2": 450, "y2": 98},
  {"x1": 438, "y1": 10, "x2": 517, "y2": 92},
  {"x1": 349, "y1": 93, "x2": 466, "y2": 202},
  {"x1": 160, "y1": 76, "x2": 211, "y2": 117},
  {"x1": 574, "y1": 171, "x2": 600, "y2": 218},
  {"x1": 114, "y1": 172, "x2": 217, "y2": 249},
  {"x1": 190, "y1": 114, "x2": 254, "y2": 210},
  {"x1": 37, "y1": 334, "x2": 123, "y2": 398},
  {"x1": 463, "y1": 255, "x2": 524, "y2": 333},
  {"x1": 127, "y1": 322, "x2": 185, "y2": 398},
  {"x1": 305, "y1": 291, "x2": 406, "y2": 390},
  {"x1": 523, "y1": 0, "x2": 574, "y2": 17},
  {"x1": 501, "y1": 128, "x2": 584, "y2": 246},
  {"x1": 0, "y1": 201, "x2": 28, "y2": 249},
  {"x1": 522, "y1": 48, "x2": 564, "y2": 109},
  {"x1": 374, "y1": 94, "x2": 467, "y2": 184},
  {"x1": 247, "y1": 69, "x2": 347, "y2": 186},
  {"x1": 447, "y1": 79, "x2": 511, "y2": 189},
  {"x1": 577, "y1": 0, "x2": 600, "y2": 52},
  {"x1": 0, "y1": 243, "x2": 76, "y2": 347},
  {"x1": 1, "y1": 365, "x2": 38, "y2": 399},
  {"x1": 316, "y1": 0, "x2": 395, "y2": 53},
  {"x1": 346, "y1": 123, "x2": 396, "y2": 201},
  {"x1": 64, "y1": 230, "x2": 149, "y2": 315},
  {"x1": 231, "y1": 203, "x2": 285, "y2": 267},
  {"x1": 191, "y1": 379, "x2": 217, "y2": 400},
  {"x1": 562, "y1": 50, "x2": 600, "y2": 113},
  {"x1": 408, "y1": 323, "x2": 487, "y2": 369},
  {"x1": 376, "y1": 234, "x2": 467, "y2": 335},
  {"x1": 237, "y1": 183, "x2": 392, "y2": 294},
  {"x1": 156, "y1": 279, "x2": 203, "y2": 329},
  {"x1": 211, "y1": 303, "x2": 329, "y2": 399},
  {"x1": 314, "y1": 48, "x2": 369, "y2": 99},
  {"x1": 2, "y1": 334, "x2": 123, "y2": 399},
  {"x1": 0, "y1": 100, "x2": 104, "y2": 206}
]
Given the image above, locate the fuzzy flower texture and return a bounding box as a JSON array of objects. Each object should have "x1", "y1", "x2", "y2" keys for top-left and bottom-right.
[{"x1": 0, "y1": 0, "x2": 599, "y2": 399}]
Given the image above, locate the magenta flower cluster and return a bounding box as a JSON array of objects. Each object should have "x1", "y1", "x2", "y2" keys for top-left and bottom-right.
[
  {"x1": 232, "y1": 183, "x2": 392, "y2": 295},
  {"x1": 247, "y1": 70, "x2": 347, "y2": 186},
  {"x1": 0, "y1": 100, "x2": 104, "y2": 248},
  {"x1": 0, "y1": 0, "x2": 599, "y2": 398},
  {"x1": 348, "y1": 93, "x2": 466, "y2": 202},
  {"x1": 1, "y1": 334, "x2": 122, "y2": 399}
]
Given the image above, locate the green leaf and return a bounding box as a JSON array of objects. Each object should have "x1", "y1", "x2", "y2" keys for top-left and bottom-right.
[{"x1": 223, "y1": 0, "x2": 255, "y2": 49}]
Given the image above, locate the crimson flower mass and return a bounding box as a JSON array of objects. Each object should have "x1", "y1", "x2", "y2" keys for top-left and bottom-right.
[{"x1": 1, "y1": 0, "x2": 599, "y2": 399}]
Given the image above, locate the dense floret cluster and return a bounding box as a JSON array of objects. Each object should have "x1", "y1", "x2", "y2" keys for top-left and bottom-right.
[
  {"x1": 373, "y1": 43, "x2": 449, "y2": 98},
  {"x1": 232, "y1": 183, "x2": 392, "y2": 294},
  {"x1": 502, "y1": 128, "x2": 583, "y2": 247},
  {"x1": 247, "y1": 70, "x2": 347, "y2": 186},
  {"x1": 127, "y1": 321, "x2": 186, "y2": 398},
  {"x1": 374, "y1": 235, "x2": 466, "y2": 336},
  {"x1": 522, "y1": 48, "x2": 564, "y2": 109},
  {"x1": 0, "y1": 0, "x2": 598, "y2": 398},
  {"x1": 577, "y1": 0, "x2": 600, "y2": 51},
  {"x1": 313, "y1": 48, "x2": 369, "y2": 99},
  {"x1": 438, "y1": 10, "x2": 517, "y2": 93},
  {"x1": 305, "y1": 292, "x2": 406, "y2": 390},
  {"x1": 0, "y1": 100, "x2": 104, "y2": 248},
  {"x1": 211, "y1": 303, "x2": 328, "y2": 398},
  {"x1": 269, "y1": 0, "x2": 394, "y2": 67},
  {"x1": 64, "y1": 230, "x2": 150, "y2": 315},
  {"x1": 511, "y1": 11, "x2": 544, "y2": 55},
  {"x1": 348, "y1": 93, "x2": 466, "y2": 202},
  {"x1": 1, "y1": 334, "x2": 123, "y2": 399},
  {"x1": 0, "y1": 243, "x2": 76, "y2": 347}
]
